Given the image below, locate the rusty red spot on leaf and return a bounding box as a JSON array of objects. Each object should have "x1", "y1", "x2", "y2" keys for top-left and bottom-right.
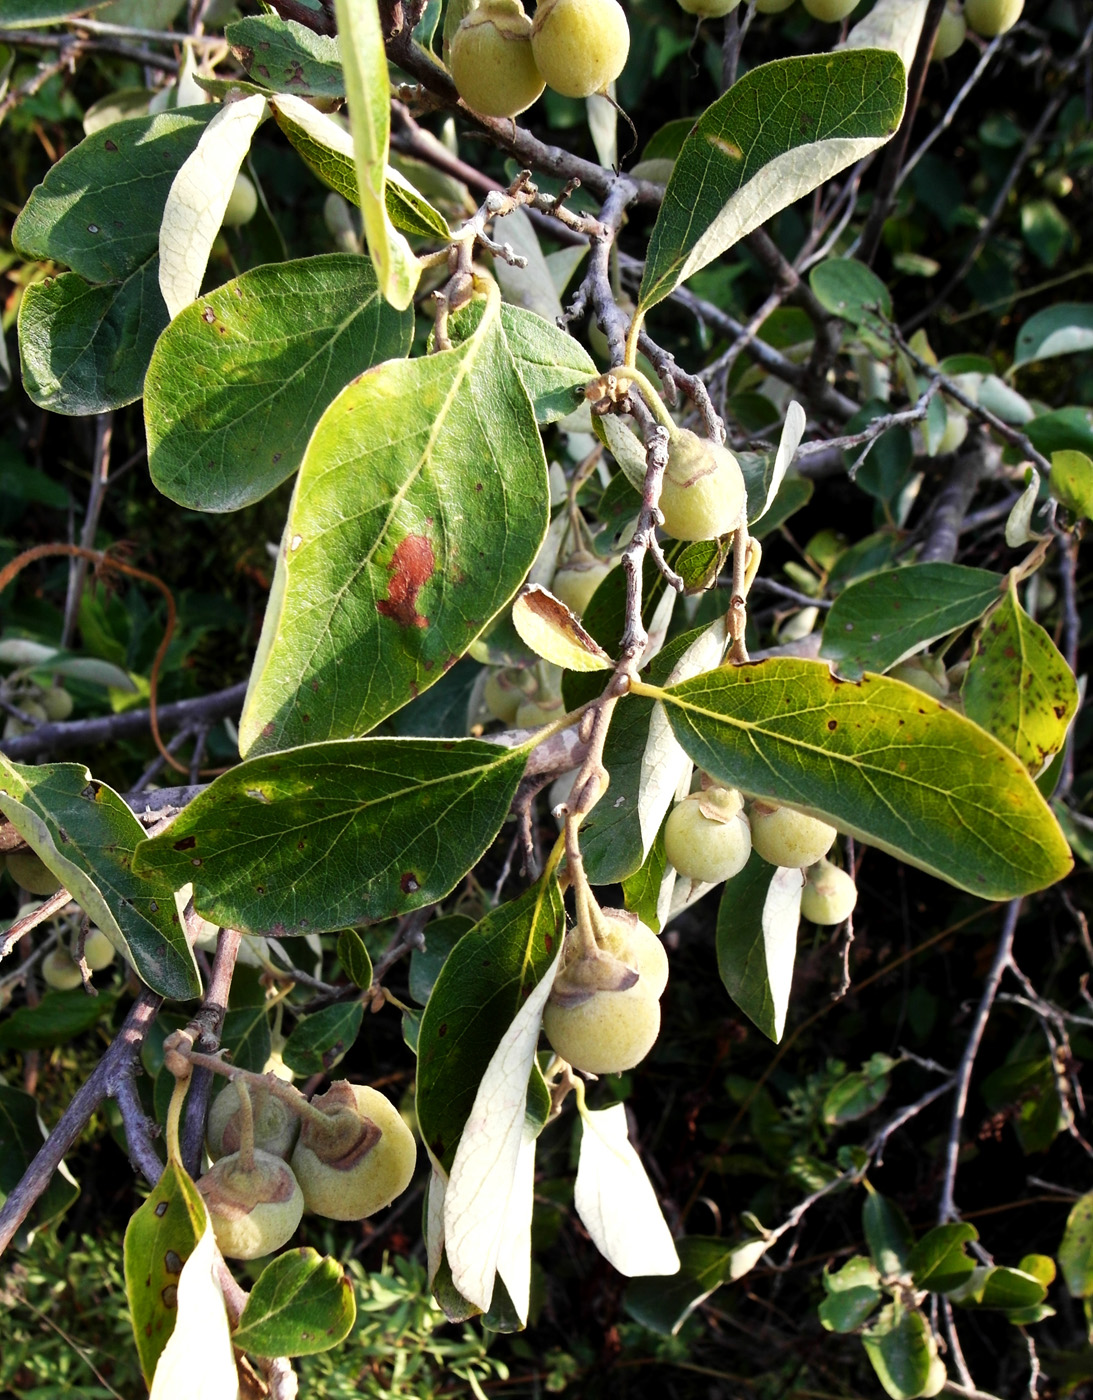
[{"x1": 377, "y1": 534, "x2": 434, "y2": 629}]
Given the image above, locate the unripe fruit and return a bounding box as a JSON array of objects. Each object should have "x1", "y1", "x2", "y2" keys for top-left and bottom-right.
[
  {"x1": 659, "y1": 430, "x2": 747, "y2": 541},
  {"x1": 677, "y1": 0, "x2": 742, "y2": 15},
  {"x1": 221, "y1": 172, "x2": 258, "y2": 228},
  {"x1": 569, "y1": 907, "x2": 669, "y2": 998},
  {"x1": 484, "y1": 667, "x2": 537, "y2": 725},
  {"x1": 515, "y1": 694, "x2": 566, "y2": 728},
  {"x1": 207, "y1": 1081, "x2": 304, "y2": 1162},
  {"x1": 932, "y1": 2, "x2": 967, "y2": 60},
  {"x1": 664, "y1": 786, "x2": 752, "y2": 884},
  {"x1": 41, "y1": 686, "x2": 74, "y2": 721},
  {"x1": 42, "y1": 948, "x2": 84, "y2": 991},
  {"x1": 197, "y1": 1149, "x2": 304, "y2": 1260},
  {"x1": 800, "y1": 858, "x2": 858, "y2": 925},
  {"x1": 6, "y1": 849, "x2": 63, "y2": 896},
  {"x1": 543, "y1": 984, "x2": 660, "y2": 1075},
  {"x1": 3, "y1": 700, "x2": 47, "y2": 739},
  {"x1": 749, "y1": 801, "x2": 837, "y2": 869},
  {"x1": 531, "y1": 0, "x2": 630, "y2": 99},
  {"x1": 964, "y1": 0, "x2": 1022, "y2": 37},
  {"x1": 291, "y1": 1082, "x2": 416, "y2": 1221},
  {"x1": 451, "y1": 0, "x2": 546, "y2": 118},
  {"x1": 801, "y1": 0, "x2": 860, "y2": 19},
  {"x1": 82, "y1": 927, "x2": 116, "y2": 971},
  {"x1": 551, "y1": 551, "x2": 614, "y2": 616}
]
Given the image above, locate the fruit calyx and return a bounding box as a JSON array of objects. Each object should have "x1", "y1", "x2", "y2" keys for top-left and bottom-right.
[{"x1": 296, "y1": 1080, "x2": 382, "y2": 1170}]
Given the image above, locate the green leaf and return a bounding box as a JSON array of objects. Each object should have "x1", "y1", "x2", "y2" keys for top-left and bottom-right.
[
  {"x1": 963, "y1": 573, "x2": 1079, "y2": 773},
  {"x1": 863, "y1": 1188, "x2": 914, "y2": 1279},
  {"x1": 12, "y1": 107, "x2": 215, "y2": 281},
  {"x1": 822, "y1": 1053, "x2": 895, "y2": 1126},
  {"x1": 0, "y1": 757, "x2": 200, "y2": 1000},
  {"x1": 337, "y1": 927, "x2": 374, "y2": 989},
  {"x1": 638, "y1": 50, "x2": 905, "y2": 312},
  {"x1": 0, "y1": 988, "x2": 116, "y2": 1050},
  {"x1": 1026, "y1": 408, "x2": 1093, "y2": 460},
  {"x1": 282, "y1": 1002, "x2": 364, "y2": 1076},
  {"x1": 226, "y1": 16, "x2": 345, "y2": 97},
  {"x1": 622, "y1": 828, "x2": 667, "y2": 934},
  {"x1": 238, "y1": 293, "x2": 548, "y2": 755},
  {"x1": 641, "y1": 658, "x2": 1072, "y2": 900},
  {"x1": 123, "y1": 1158, "x2": 207, "y2": 1385},
  {"x1": 489, "y1": 304, "x2": 596, "y2": 426},
  {"x1": 233, "y1": 1249, "x2": 356, "y2": 1356},
  {"x1": 818, "y1": 1255, "x2": 883, "y2": 1333},
  {"x1": 981, "y1": 1054, "x2": 1063, "y2": 1154},
  {"x1": 862, "y1": 1304, "x2": 946, "y2": 1400},
  {"x1": 809, "y1": 257, "x2": 893, "y2": 341},
  {"x1": 133, "y1": 737, "x2": 530, "y2": 937},
  {"x1": 144, "y1": 255, "x2": 413, "y2": 512},
  {"x1": 408, "y1": 913, "x2": 475, "y2": 1005},
  {"x1": 416, "y1": 877, "x2": 564, "y2": 1172},
  {"x1": 220, "y1": 1003, "x2": 272, "y2": 1073},
  {"x1": 0, "y1": 1083, "x2": 79, "y2": 1240},
  {"x1": 1058, "y1": 1193, "x2": 1093, "y2": 1299},
  {"x1": 951, "y1": 1265, "x2": 1048, "y2": 1310},
  {"x1": 333, "y1": 0, "x2": 419, "y2": 308},
  {"x1": 715, "y1": 850, "x2": 801, "y2": 1043},
  {"x1": 1013, "y1": 303, "x2": 1093, "y2": 372},
  {"x1": 1050, "y1": 449, "x2": 1093, "y2": 520},
  {"x1": 821, "y1": 563, "x2": 1003, "y2": 680},
  {"x1": 909, "y1": 1223, "x2": 978, "y2": 1294},
  {"x1": 18, "y1": 260, "x2": 168, "y2": 414},
  {"x1": 271, "y1": 95, "x2": 451, "y2": 241}
]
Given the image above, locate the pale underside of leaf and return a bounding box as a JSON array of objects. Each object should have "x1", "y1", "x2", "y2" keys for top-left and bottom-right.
[
  {"x1": 574, "y1": 1103, "x2": 680, "y2": 1277},
  {"x1": 843, "y1": 0, "x2": 927, "y2": 73},
  {"x1": 444, "y1": 947, "x2": 562, "y2": 1313},
  {"x1": 674, "y1": 137, "x2": 894, "y2": 293},
  {"x1": 159, "y1": 94, "x2": 266, "y2": 320},
  {"x1": 494, "y1": 1126, "x2": 537, "y2": 1325},
  {"x1": 149, "y1": 1217, "x2": 238, "y2": 1400},
  {"x1": 762, "y1": 400, "x2": 807, "y2": 520},
  {"x1": 764, "y1": 866, "x2": 804, "y2": 1043}
]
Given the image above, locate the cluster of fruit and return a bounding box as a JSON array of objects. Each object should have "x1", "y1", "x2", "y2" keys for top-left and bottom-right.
[
  {"x1": 2, "y1": 682, "x2": 73, "y2": 738},
  {"x1": 2, "y1": 848, "x2": 119, "y2": 989},
  {"x1": 450, "y1": 0, "x2": 629, "y2": 118},
  {"x1": 666, "y1": 782, "x2": 858, "y2": 924},
  {"x1": 198, "y1": 1076, "x2": 417, "y2": 1260},
  {"x1": 934, "y1": 0, "x2": 1024, "y2": 60}
]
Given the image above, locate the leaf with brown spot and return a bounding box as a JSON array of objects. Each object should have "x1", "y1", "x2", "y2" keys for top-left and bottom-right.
[
  {"x1": 963, "y1": 573, "x2": 1079, "y2": 777},
  {"x1": 511, "y1": 585, "x2": 614, "y2": 673}
]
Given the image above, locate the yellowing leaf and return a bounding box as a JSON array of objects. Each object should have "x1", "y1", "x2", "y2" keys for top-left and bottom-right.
[
  {"x1": 149, "y1": 1217, "x2": 238, "y2": 1400},
  {"x1": 512, "y1": 586, "x2": 614, "y2": 673},
  {"x1": 963, "y1": 573, "x2": 1079, "y2": 775},
  {"x1": 444, "y1": 946, "x2": 562, "y2": 1312},
  {"x1": 159, "y1": 95, "x2": 266, "y2": 320},
  {"x1": 333, "y1": 0, "x2": 419, "y2": 309},
  {"x1": 574, "y1": 1103, "x2": 680, "y2": 1277}
]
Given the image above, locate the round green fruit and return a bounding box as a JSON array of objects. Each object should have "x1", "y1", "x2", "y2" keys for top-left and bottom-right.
[
  {"x1": 574, "y1": 907, "x2": 669, "y2": 999},
  {"x1": 207, "y1": 1080, "x2": 304, "y2": 1162},
  {"x1": 451, "y1": 0, "x2": 546, "y2": 118},
  {"x1": 659, "y1": 430, "x2": 747, "y2": 541},
  {"x1": 801, "y1": 0, "x2": 860, "y2": 18},
  {"x1": 42, "y1": 949, "x2": 84, "y2": 991},
  {"x1": 515, "y1": 694, "x2": 565, "y2": 728},
  {"x1": 800, "y1": 859, "x2": 858, "y2": 925},
  {"x1": 3, "y1": 701, "x2": 47, "y2": 739},
  {"x1": 664, "y1": 787, "x2": 752, "y2": 884},
  {"x1": 221, "y1": 172, "x2": 258, "y2": 228},
  {"x1": 6, "y1": 849, "x2": 63, "y2": 896},
  {"x1": 291, "y1": 1082, "x2": 416, "y2": 1221},
  {"x1": 484, "y1": 667, "x2": 537, "y2": 725},
  {"x1": 932, "y1": 2, "x2": 967, "y2": 59},
  {"x1": 542, "y1": 982, "x2": 660, "y2": 1074},
  {"x1": 551, "y1": 552, "x2": 614, "y2": 616},
  {"x1": 749, "y1": 801, "x2": 837, "y2": 869},
  {"x1": 531, "y1": 0, "x2": 630, "y2": 99},
  {"x1": 677, "y1": 0, "x2": 742, "y2": 15},
  {"x1": 964, "y1": 0, "x2": 1022, "y2": 36},
  {"x1": 41, "y1": 687, "x2": 74, "y2": 721},
  {"x1": 82, "y1": 927, "x2": 116, "y2": 972},
  {"x1": 197, "y1": 1149, "x2": 304, "y2": 1260}
]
